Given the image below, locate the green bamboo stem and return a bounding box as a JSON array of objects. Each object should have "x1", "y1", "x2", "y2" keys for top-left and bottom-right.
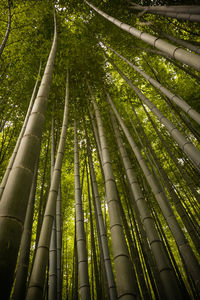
[
  {"x1": 91, "y1": 92, "x2": 137, "y2": 299},
  {"x1": 26, "y1": 71, "x2": 69, "y2": 300},
  {"x1": 85, "y1": 1, "x2": 200, "y2": 71},
  {"x1": 107, "y1": 92, "x2": 200, "y2": 291},
  {"x1": 104, "y1": 44, "x2": 200, "y2": 126},
  {"x1": 74, "y1": 117, "x2": 91, "y2": 300},
  {"x1": 0, "y1": 10, "x2": 57, "y2": 298}
]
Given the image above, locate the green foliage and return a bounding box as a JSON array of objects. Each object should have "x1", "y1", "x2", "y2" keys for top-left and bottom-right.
[{"x1": 0, "y1": 0, "x2": 200, "y2": 298}]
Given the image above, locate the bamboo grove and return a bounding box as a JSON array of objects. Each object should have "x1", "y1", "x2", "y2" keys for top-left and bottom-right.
[{"x1": 0, "y1": 0, "x2": 200, "y2": 299}]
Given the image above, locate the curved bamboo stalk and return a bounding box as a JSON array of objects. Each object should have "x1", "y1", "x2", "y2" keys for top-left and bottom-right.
[
  {"x1": 130, "y1": 105, "x2": 200, "y2": 252},
  {"x1": 85, "y1": 1, "x2": 200, "y2": 71},
  {"x1": 152, "y1": 30, "x2": 200, "y2": 54},
  {"x1": 88, "y1": 109, "x2": 104, "y2": 175},
  {"x1": 87, "y1": 112, "x2": 113, "y2": 299},
  {"x1": 85, "y1": 122, "x2": 117, "y2": 300},
  {"x1": 12, "y1": 159, "x2": 39, "y2": 300},
  {"x1": 34, "y1": 131, "x2": 51, "y2": 251},
  {"x1": 124, "y1": 181, "x2": 166, "y2": 299},
  {"x1": 104, "y1": 44, "x2": 200, "y2": 125},
  {"x1": 74, "y1": 117, "x2": 91, "y2": 300},
  {"x1": 49, "y1": 117, "x2": 57, "y2": 300},
  {"x1": 110, "y1": 59, "x2": 200, "y2": 170},
  {"x1": 116, "y1": 186, "x2": 151, "y2": 299},
  {"x1": 72, "y1": 222, "x2": 79, "y2": 300},
  {"x1": 107, "y1": 92, "x2": 200, "y2": 291},
  {"x1": 56, "y1": 184, "x2": 62, "y2": 300},
  {"x1": 26, "y1": 71, "x2": 69, "y2": 300},
  {"x1": 141, "y1": 101, "x2": 200, "y2": 210},
  {"x1": 0, "y1": 0, "x2": 12, "y2": 58},
  {"x1": 86, "y1": 160, "x2": 102, "y2": 300},
  {"x1": 110, "y1": 109, "x2": 182, "y2": 299},
  {"x1": 0, "y1": 10, "x2": 57, "y2": 298},
  {"x1": 132, "y1": 45, "x2": 200, "y2": 81},
  {"x1": 128, "y1": 2, "x2": 200, "y2": 14},
  {"x1": 49, "y1": 220, "x2": 57, "y2": 300},
  {"x1": 129, "y1": 4, "x2": 200, "y2": 23},
  {"x1": 91, "y1": 90, "x2": 137, "y2": 299},
  {"x1": 0, "y1": 60, "x2": 42, "y2": 200}
]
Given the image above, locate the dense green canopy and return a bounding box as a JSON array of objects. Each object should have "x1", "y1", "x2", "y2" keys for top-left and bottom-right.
[{"x1": 0, "y1": 0, "x2": 200, "y2": 299}]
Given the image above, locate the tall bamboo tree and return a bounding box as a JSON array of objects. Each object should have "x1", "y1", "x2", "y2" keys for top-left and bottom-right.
[
  {"x1": 49, "y1": 115, "x2": 57, "y2": 300},
  {"x1": 0, "y1": 0, "x2": 12, "y2": 58},
  {"x1": 103, "y1": 44, "x2": 200, "y2": 125},
  {"x1": 85, "y1": 120, "x2": 117, "y2": 300},
  {"x1": 85, "y1": 1, "x2": 200, "y2": 71},
  {"x1": 89, "y1": 86, "x2": 137, "y2": 299},
  {"x1": 0, "y1": 9, "x2": 57, "y2": 299},
  {"x1": 128, "y1": 3, "x2": 200, "y2": 23},
  {"x1": 0, "y1": 60, "x2": 42, "y2": 199},
  {"x1": 109, "y1": 108, "x2": 182, "y2": 299},
  {"x1": 107, "y1": 92, "x2": 200, "y2": 291},
  {"x1": 12, "y1": 159, "x2": 39, "y2": 300},
  {"x1": 74, "y1": 116, "x2": 91, "y2": 300},
  {"x1": 26, "y1": 71, "x2": 69, "y2": 300},
  {"x1": 109, "y1": 59, "x2": 200, "y2": 170},
  {"x1": 56, "y1": 184, "x2": 62, "y2": 300}
]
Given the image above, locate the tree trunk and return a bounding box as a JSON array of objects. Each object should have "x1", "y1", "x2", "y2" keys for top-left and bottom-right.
[
  {"x1": 129, "y1": 3, "x2": 200, "y2": 23},
  {"x1": 49, "y1": 219, "x2": 57, "y2": 300},
  {"x1": 86, "y1": 161, "x2": 102, "y2": 300},
  {"x1": 56, "y1": 184, "x2": 62, "y2": 300},
  {"x1": 107, "y1": 92, "x2": 200, "y2": 291},
  {"x1": 49, "y1": 115, "x2": 57, "y2": 300},
  {"x1": 132, "y1": 45, "x2": 200, "y2": 81},
  {"x1": 34, "y1": 131, "x2": 51, "y2": 250},
  {"x1": 128, "y1": 3, "x2": 200, "y2": 14},
  {"x1": 110, "y1": 59, "x2": 200, "y2": 171},
  {"x1": 90, "y1": 88, "x2": 137, "y2": 299},
  {"x1": 104, "y1": 44, "x2": 200, "y2": 125},
  {"x1": 85, "y1": 121, "x2": 117, "y2": 300},
  {"x1": 85, "y1": 1, "x2": 200, "y2": 71},
  {"x1": 74, "y1": 117, "x2": 91, "y2": 300},
  {"x1": 0, "y1": 0, "x2": 12, "y2": 58},
  {"x1": 110, "y1": 108, "x2": 182, "y2": 300},
  {"x1": 0, "y1": 10, "x2": 57, "y2": 298},
  {"x1": 152, "y1": 29, "x2": 200, "y2": 55},
  {"x1": 26, "y1": 71, "x2": 69, "y2": 300},
  {"x1": 12, "y1": 159, "x2": 39, "y2": 300},
  {"x1": 130, "y1": 104, "x2": 200, "y2": 252},
  {"x1": 0, "y1": 60, "x2": 42, "y2": 199}
]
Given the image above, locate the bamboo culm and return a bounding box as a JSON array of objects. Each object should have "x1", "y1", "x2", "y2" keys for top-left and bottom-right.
[
  {"x1": 151, "y1": 29, "x2": 200, "y2": 55},
  {"x1": 141, "y1": 101, "x2": 200, "y2": 209},
  {"x1": 74, "y1": 117, "x2": 91, "y2": 300},
  {"x1": 110, "y1": 59, "x2": 200, "y2": 171},
  {"x1": 130, "y1": 106, "x2": 200, "y2": 252},
  {"x1": 107, "y1": 92, "x2": 200, "y2": 290},
  {"x1": 109, "y1": 109, "x2": 182, "y2": 300},
  {"x1": 0, "y1": 11, "x2": 57, "y2": 299},
  {"x1": 86, "y1": 160, "x2": 102, "y2": 300},
  {"x1": 85, "y1": 120, "x2": 117, "y2": 300},
  {"x1": 0, "y1": 60, "x2": 42, "y2": 200},
  {"x1": 0, "y1": 0, "x2": 12, "y2": 58},
  {"x1": 85, "y1": 1, "x2": 200, "y2": 71},
  {"x1": 26, "y1": 71, "x2": 69, "y2": 300},
  {"x1": 129, "y1": 3, "x2": 200, "y2": 23},
  {"x1": 48, "y1": 116, "x2": 57, "y2": 300},
  {"x1": 91, "y1": 92, "x2": 137, "y2": 299},
  {"x1": 12, "y1": 159, "x2": 39, "y2": 300},
  {"x1": 104, "y1": 44, "x2": 200, "y2": 126},
  {"x1": 56, "y1": 184, "x2": 62, "y2": 300}
]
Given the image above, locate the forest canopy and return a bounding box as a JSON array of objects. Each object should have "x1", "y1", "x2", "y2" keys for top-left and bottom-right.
[{"x1": 0, "y1": 0, "x2": 200, "y2": 299}]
